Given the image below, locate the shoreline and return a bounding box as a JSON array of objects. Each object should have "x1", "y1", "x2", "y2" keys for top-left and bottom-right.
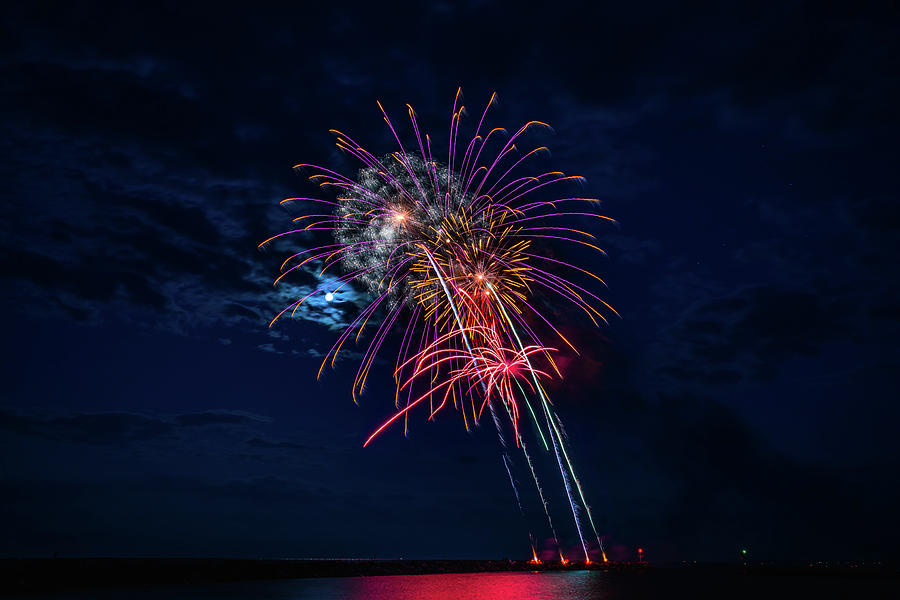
[
  {"x1": 3, "y1": 558, "x2": 636, "y2": 593},
  {"x1": 2, "y1": 558, "x2": 894, "y2": 595}
]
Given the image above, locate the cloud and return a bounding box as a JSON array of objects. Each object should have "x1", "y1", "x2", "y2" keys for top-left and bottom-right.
[
  {"x1": 0, "y1": 409, "x2": 176, "y2": 445},
  {"x1": 0, "y1": 54, "x2": 371, "y2": 353},
  {"x1": 175, "y1": 411, "x2": 271, "y2": 427},
  {"x1": 650, "y1": 283, "x2": 846, "y2": 387},
  {"x1": 0, "y1": 408, "x2": 271, "y2": 445},
  {"x1": 245, "y1": 436, "x2": 310, "y2": 451}
]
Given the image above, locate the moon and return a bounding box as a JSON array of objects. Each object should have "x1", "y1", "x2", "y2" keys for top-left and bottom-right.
[{"x1": 325, "y1": 292, "x2": 334, "y2": 302}]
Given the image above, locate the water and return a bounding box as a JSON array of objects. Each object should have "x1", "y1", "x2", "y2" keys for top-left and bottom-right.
[{"x1": 13, "y1": 569, "x2": 897, "y2": 599}]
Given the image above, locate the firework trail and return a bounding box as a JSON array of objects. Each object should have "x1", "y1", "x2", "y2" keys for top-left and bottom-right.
[
  {"x1": 407, "y1": 253, "x2": 566, "y2": 554},
  {"x1": 489, "y1": 280, "x2": 604, "y2": 561},
  {"x1": 261, "y1": 89, "x2": 616, "y2": 561},
  {"x1": 507, "y1": 410, "x2": 563, "y2": 557},
  {"x1": 418, "y1": 243, "x2": 526, "y2": 529}
]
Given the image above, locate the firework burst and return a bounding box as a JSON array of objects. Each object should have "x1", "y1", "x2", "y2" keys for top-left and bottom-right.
[{"x1": 261, "y1": 89, "x2": 617, "y2": 562}]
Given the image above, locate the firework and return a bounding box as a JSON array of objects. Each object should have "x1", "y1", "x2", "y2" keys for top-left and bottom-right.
[{"x1": 261, "y1": 89, "x2": 616, "y2": 561}]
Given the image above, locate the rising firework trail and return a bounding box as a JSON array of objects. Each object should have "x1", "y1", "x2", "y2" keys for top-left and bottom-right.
[
  {"x1": 416, "y1": 244, "x2": 561, "y2": 553},
  {"x1": 261, "y1": 88, "x2": 617, "y2": 561},
  {"x1": 488, "y1": 280, "x2": 591, "y2": 560},
  {"x1": 418, "y1": 243, "x2": 529, "y2": 539}
]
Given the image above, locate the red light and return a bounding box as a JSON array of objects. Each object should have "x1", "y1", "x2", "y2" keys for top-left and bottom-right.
[{"x1": 638, "y1": 548, "x2": 643, "y2": 553}]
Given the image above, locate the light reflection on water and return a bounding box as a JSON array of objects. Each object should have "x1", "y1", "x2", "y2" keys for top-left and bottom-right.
[
  {"x1": 14, "y1": 571, "x2": 606, "y2": 600},
  {"x1": 343, "y1": 571, "x2": 601, "y2": 600},
  {"x1": 13, "y1": 568, "x2": 892, "y2": 599}
]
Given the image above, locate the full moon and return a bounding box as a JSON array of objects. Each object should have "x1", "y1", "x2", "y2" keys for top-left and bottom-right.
[{"x1": 325, "y1": 292, "x2": 334, "y2": 302}]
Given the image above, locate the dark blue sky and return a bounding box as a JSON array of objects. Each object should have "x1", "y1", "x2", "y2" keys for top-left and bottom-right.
[{"x1": 1, "y1": 1, "x2": 898, "y2": 562}]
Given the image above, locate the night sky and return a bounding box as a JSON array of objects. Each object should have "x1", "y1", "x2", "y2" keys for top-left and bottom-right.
[{"x1": 2, "y1": 1, "x2": 898, "y2": 563}]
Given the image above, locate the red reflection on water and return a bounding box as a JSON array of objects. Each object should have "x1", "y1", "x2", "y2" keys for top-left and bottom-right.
[{"x1": 346, "y1": 571, "x2": 595, "y2": 600}]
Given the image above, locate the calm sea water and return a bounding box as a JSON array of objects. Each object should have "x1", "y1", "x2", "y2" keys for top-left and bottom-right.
[{"x1": 13, "y1": 569, "x2": 897, "y2": 599}]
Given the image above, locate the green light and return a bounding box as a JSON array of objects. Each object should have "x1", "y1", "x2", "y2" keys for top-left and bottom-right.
[{"x1": 741, "y1": 549, "x2": 747, "y2": 555}]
